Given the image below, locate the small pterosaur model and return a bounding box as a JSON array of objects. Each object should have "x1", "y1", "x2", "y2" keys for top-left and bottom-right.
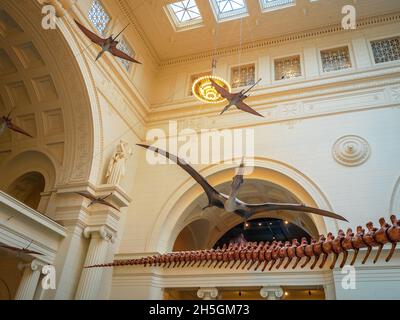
[
  {"x1": 210, "y1": 78, "x2": 264, "y2": 117},
  {"x1": 0, "y1": 110, "x2": 33, "y2": 138},
  {"x1": 0, "y1": 244, "x2": 43, "y2": 256},
  {"x1": 74, "y1": 19, "x2": 142, "y2": 64},
  {"x1": 137, "y1": 144, "x2": 348, "y2": 222},
  {"x1": 75, "y1": 192, "x2": 119, "y2": 211}
]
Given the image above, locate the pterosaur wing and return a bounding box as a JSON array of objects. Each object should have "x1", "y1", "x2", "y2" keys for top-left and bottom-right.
[
  {"x1": 7, "y1": 122, "x2": 33, "y2": 138},
  {"x1": 0, "y1": 245, "x2": 43, "y2": 256},
  {"x1": 97, "y1": 199, "x2": 120, "y2": 211},
  {"x1": 75, "y1": 191, "x2": 96, "y2": 202},
  {"x1": 246, "y1": 202, "x2": 348, "y2": 221},
  {"x1": 137, "y1": 144, "x2": 223, "y2": 207},
  {"x1": 109, "y1": 46, "x2": 142, "y2": 64},
  {"x1": 210, "y1": 79, "x2": 234, "y2": 100},
  {"x1": 235, "y1": 101, "x2": 264, "y2": 117},
  {"x1": 74, "y1": 19, "x2": 105, "y2": 46}
]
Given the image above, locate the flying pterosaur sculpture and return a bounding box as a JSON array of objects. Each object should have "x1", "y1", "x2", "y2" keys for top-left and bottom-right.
[
  {"x1": 74, "y1": 19, "x2": 142, "y2": 64},
  {"x1": 137, "y1": 144, "x2": 347, "y2": 222},
  {"x1": 210, "y1": 78, "x2": 264, "y2": 117},
  {"x1": 75, "y1": 192, "x2": 119, "y2": 211},
  {"x1": 0, "y1": 110, "x2": 33, "y2": 138},
  {"x1": 0, "y1": 244, "x2": 43, "y2": 256}
]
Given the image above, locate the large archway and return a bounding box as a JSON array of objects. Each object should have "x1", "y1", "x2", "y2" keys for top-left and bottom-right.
[
  {"x1": 0, "y1": 0, "x2": 102, "y2": 187},
  {"x1": 147, "y1": 158, "x2": 338, "y2": 253},
  {"x1": 172, "y1": 179, "x2": 320, "y2": 251}
]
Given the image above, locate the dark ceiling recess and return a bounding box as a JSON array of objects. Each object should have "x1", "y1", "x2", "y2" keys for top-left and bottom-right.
[{"x1": 214, "y1": 218, "x2": 311, "y2": 248}]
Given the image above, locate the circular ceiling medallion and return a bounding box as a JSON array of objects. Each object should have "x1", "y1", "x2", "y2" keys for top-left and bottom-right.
[
  {"x1": 332, "y1": 135, "x2": 371, "y2": 167},
  {"x1": 192, "y1": 75, "x2": 231, "y2": 104}
]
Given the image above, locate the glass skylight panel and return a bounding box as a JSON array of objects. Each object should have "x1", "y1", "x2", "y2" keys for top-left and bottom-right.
[
  {"x1": 260, "y1": 0, "x2": 295, "y2": 12},
  {"x1": 88, "y1": 0, "x2": 110, "y2": 36},
  {"x1": 210, "y1": 0, "x2": 248, "y2": 21},
  {"x1": 166, "y1": 0, "x2": 203, "y2": 30}
]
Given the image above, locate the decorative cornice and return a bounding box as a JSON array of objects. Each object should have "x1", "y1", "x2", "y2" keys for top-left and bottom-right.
[
  {"x1": 118, "y1": 0, "x2": 160, "y2": 65},
  {"x1": 0, "y1": 191, "x2": 67, "y2": 237},
  {"x1": 159, "y1": 12, "x2": 400, "y2": 67},
  {"x1": 147, "y1": 66, "x2": 400, "y2": 126}
]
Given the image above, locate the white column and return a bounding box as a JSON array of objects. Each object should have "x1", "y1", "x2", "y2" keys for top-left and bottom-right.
[
  {"x1": 15, "y1": 260, "x2": 43, "y2": 300},
  {"x1": 197, "y1": 287, "x2": 218, "y2": 300},
  {"x1": 75, "y1": 226, "x2": 114, "y2": 300},
  {"x1": 324, "y1": 282, "x2": 337, "y2": 300},
  {"x1": 260, "y1": 286, "x2": 284, "y2": 300}
]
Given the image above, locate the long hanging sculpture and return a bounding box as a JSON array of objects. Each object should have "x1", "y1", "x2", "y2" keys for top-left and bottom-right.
[{"x1": 87, "y1": 215, "x2": 400, "y2": 270}]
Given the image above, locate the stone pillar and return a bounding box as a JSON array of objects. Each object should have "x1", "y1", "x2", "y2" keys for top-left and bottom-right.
[
  {"x1": 15, "y1": 260, "x2": 44, "y2": 300},
  {"x1": 260, "y1": 286, "x2": 284, "y2": 300},
  {"x1": 75, "y1": 226, "x2": 114, "y2": 300},
  {"x1": 324, "y1": 282, "x2": 337, "y2": 300},
  {"x1": 197, "y1": 287, "x2": 219, "y2": 300}
]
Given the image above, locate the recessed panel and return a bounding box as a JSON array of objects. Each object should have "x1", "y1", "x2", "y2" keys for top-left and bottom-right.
[
  {"x1": 32, "y1": 75, "x2": 58, "y2": 102},
  {"x1": 13, "y1": 42, "x2": 45, "y2": 69},
  {"x1": 42, "y1": 109, "x2": 64, "y2": 136},
  {"x1": 15, "y1": 113, "x2": 36, "y2": 139},
  {"x1": 0, "y1": 49, "x2": 17, "y2": 76},
  {"x1": 5, "y1": 81, "x2": 31, "y2": 108},
  {"x1": 0, "y1": 10, "x2": 23, "y2": 38}
]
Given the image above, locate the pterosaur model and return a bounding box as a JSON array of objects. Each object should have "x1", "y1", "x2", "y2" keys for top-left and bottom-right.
[
  {"x1": 75, "y1": 192, "x2": 119, "y2": 211},
  {"x1": 74, "y1": 20, "x2": 142, "y2": 64},
  {"x1": 210, "y1": 78, "x2": 264, "y2": 117},
  {"x1": 137, "y1": 144, "x2": 348, "y2": 222},
  {"x1": 0, "y1": 244, "x2": 43, "y2": 256},
  {"x1": 0, "y1": 110, "x2": 33, "y2": 138}
]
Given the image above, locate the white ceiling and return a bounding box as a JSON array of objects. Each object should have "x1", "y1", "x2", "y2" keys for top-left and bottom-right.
[{"x1": 126, "y1": 0, "x2": 400, "y2": 61}]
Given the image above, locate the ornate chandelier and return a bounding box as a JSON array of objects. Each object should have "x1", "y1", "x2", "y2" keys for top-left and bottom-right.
[{"x1": 192, "y1": 75, "x2": 231, "y2": 104}]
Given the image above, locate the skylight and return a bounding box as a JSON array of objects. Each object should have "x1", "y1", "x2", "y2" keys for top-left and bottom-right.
[
  {"x1": 259, "y1": 0, "x2": 295, "y2": 12},
  {"x1": 210, "y1": 0, "x2": 248, "y2": 22},
  {"x1": 88, "y1": 0, "x2": 110, "y2": 36},
  {"x1": 166, "y1": 0, "x2": 203, "y2": 30}
]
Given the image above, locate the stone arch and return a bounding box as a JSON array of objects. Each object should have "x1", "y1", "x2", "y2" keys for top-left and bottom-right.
[
  {"x1": 146, "y1": 157, "x2": 338, "y2": 253},
  {"x1": 7, "y1": 171, "x2": 45, "y2": 210},
  {"x1": 0, "y1": 150, "x2": 56, "y2": 192},
  {"x1": 0, "y1": 0, "x2": 103, "y2": 186}
]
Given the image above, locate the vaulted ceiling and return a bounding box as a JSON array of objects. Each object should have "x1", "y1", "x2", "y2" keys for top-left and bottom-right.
[{"x1": 125, "y1": 0, "x2": 400, "y2": 61}]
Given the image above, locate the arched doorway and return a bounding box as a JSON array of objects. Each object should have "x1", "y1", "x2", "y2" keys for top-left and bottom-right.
[
  {"x1": 172, "y1": 179, "x2": 320, "y2": 251},
  {"x1": 148, "y1": 158, "x2": 336, "y2": 253}
]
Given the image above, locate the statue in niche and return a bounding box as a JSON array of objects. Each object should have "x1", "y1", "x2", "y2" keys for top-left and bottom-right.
[{"x1": 106, "y1": 141, "x2": 133, "y2": 185}]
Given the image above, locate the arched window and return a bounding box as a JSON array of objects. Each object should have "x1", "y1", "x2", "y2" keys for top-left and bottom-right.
[{"x1": 7, "y1": 172, "x2": 45, "y2": 210}]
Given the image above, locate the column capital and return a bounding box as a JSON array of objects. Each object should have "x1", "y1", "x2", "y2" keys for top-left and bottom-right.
[
  {"x1": 260, "y1": 286, "x2": 284, "y2": 300},
  {"x1": 83, "y1": 226, "x2": 115, "y2": 242},
  {"x1": 18, "y1": 259, "x2": 46, "y2": 272},
  {"x1": 37, "y1": 0, "x2": 77, "y2": 17},
  {"x1": 197, "y1": 287, "x2": 219, "y2": 300}
]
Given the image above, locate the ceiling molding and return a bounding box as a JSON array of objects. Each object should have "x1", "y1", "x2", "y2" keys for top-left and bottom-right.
[
  {"x1": 158, "y1": 12, "x2": 400, "y2": 68},
  {"x1": 118, "y1": 0, "x2": 160, "y2": 65}
]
